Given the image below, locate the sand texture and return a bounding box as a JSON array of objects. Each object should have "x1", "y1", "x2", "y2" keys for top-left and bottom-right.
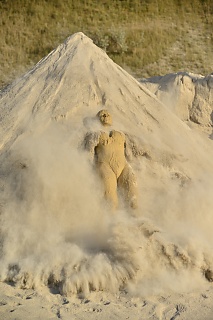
[{"x1": 1, "y1": 33, "x2": 213, "y2": 319}]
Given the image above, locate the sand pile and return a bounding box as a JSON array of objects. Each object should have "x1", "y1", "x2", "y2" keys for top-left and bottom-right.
[
  {"x1": 1, "y1": 33, "x2": 213, "y2": 299},
  {"x1": 140, "y1": 72, "x2": 213, "y2": 127}
]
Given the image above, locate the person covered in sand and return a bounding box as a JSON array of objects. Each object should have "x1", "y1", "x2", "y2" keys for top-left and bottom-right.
[{"x1": 84, "y1": 109, "x2": 138, "y2": 210}]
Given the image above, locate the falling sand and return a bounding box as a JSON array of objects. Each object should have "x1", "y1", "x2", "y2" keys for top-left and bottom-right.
[{"x1": 0, "y1": 33, "x2": 213, "y2": 319}]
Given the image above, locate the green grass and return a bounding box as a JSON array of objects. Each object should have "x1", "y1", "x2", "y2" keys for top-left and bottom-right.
[{"x1": 0, "y1": 0, "x2": 212, "y2": 88}]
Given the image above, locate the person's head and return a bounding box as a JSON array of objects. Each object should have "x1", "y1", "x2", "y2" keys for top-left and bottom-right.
[{"x1": 96, "y1": 109, "x2": 112, "y2": 126}]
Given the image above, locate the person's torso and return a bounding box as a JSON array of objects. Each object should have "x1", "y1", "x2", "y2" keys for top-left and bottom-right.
[{"x1": 95, "y1": 130, "x2": 126, "y2": 176}]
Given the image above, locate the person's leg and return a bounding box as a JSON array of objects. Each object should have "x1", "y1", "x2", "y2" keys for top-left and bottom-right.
[
  {"x1": 98, "y1": 163, "x2": 118, "y2": 210},
  {"x1": 118, "y1": 164, "x2": 138, "y2": 209}
]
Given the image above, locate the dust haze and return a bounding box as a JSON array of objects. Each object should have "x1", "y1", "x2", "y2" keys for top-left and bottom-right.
[
  {"x1": 1, "y1": 33, "x2": 213, "y2": 299},
  {"x1": 1, "y1": 116, "x2": 213, "y2": 298}
]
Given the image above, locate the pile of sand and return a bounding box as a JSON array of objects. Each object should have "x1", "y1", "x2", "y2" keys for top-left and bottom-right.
[
  {"x1": 0, "y1": 33, "x2": 213, "y2": 319},
  {"x1": 140, "y1": 72, "x2": 213, "y2": 127}
]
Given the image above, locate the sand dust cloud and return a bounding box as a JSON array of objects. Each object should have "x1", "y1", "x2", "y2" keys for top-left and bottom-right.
[{"x1": 0, "y1": 33, "x2": 213, "y2": 299}]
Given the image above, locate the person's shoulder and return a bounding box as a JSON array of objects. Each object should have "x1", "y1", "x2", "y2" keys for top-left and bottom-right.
[{"x1": 111, "y1": 130, "x2": 125, "y2": 140}]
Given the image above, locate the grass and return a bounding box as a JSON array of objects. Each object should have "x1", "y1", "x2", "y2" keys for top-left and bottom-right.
[{"x1": 0, "y1": 0, "x2": 212, "y2": 88}]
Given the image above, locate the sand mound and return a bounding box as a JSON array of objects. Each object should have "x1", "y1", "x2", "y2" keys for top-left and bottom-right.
[
  {"x1": 1, "y1": 33, "x2": 213, "y2": 297},
  {"x1": 140, "y1": 72, "x2": 213, "y2": 127}
]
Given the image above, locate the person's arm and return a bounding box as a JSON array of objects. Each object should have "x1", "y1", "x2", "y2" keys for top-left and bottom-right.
[
  {"x1": 124, "y1": 134, "x2": 133, "y2": 162},
  {"x1": 84, "y1": 131, "x2": 101, "y2": 161}
]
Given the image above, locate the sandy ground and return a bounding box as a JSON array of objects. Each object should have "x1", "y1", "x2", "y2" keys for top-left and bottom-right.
[
  {"x1": 1, "y1": 281, "x2": 213, "y2": 320},
  {"x1": 1, "y1": 33, "x2": 213, "y2": 320}
]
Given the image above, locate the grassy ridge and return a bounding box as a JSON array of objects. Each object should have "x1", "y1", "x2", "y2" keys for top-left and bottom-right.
[{"x1": 0, "y1": 0, "x2": 212, "y2": 88}]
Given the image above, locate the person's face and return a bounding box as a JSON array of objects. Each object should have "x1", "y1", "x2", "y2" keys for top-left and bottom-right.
[{"x1": 97, "y1": 110, "x2": 112, "y2": 126}]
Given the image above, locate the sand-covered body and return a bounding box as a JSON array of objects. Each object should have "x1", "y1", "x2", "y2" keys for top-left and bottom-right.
[
  {"x1": 86, "y1": 128, "x2": 137, "y2": 209},
  {"x1": 95, "y1": 130, "x2": 127, "y2": 177}
]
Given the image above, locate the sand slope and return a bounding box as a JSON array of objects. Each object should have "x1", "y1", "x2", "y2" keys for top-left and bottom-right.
[
  {"x1": 140, "y1": 72, "x2": 213, "y2": 127},
  {"x1": 1, "y1": 32, "x2": 213, "y2": 319}
]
